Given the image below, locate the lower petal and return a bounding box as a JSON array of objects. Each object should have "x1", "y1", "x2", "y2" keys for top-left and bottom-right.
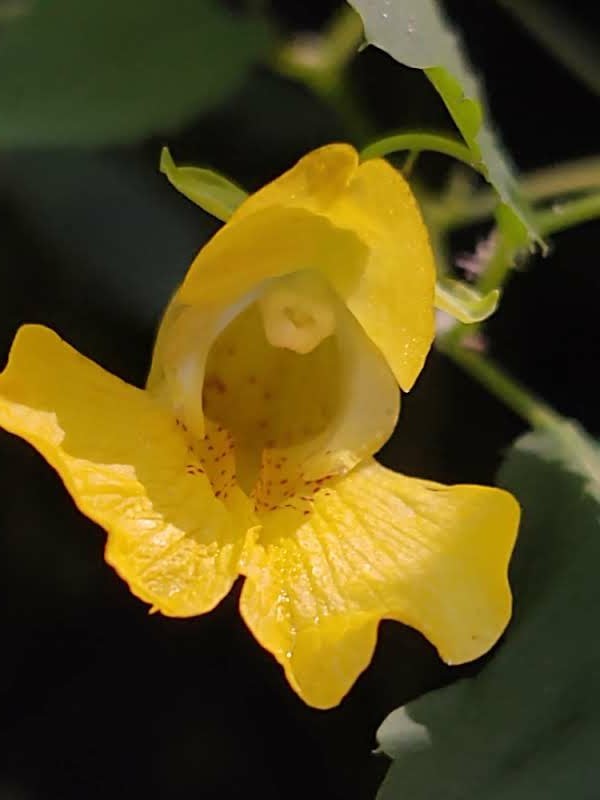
[
  {"x1": 239, "y1": 459, "x2": 519, "y2": 708},
  {"x1": 0, "y1": 325, "x2": 255, "y2": 615}
]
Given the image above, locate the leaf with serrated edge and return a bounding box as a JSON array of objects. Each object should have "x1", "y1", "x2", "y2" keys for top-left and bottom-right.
[
  {"x1": 348, "y1": 0, "x2": 541, "y2": 245},
  {"x1": 377, "y1": 421, "x2": 600, "y2": 799}
]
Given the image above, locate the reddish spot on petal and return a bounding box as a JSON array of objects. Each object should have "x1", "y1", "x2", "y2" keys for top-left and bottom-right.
[{"x1": 205, "y1": 374, "x2": 227, "y2": 395}]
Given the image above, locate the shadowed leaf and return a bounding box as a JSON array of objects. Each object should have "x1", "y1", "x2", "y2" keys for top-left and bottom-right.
[
  {"x1": 348, "y1": 0, "x2": 540, "y2": 245},
  {"x1": 377, "y1": 421, "x2": 600, "y2": 798},
  {"x1": 0, "y1": 0, "x2": 271, "y2": 146}
]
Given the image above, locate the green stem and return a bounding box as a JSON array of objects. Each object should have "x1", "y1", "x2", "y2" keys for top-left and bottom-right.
[
  {"x1": 522, "y1": 156, "x2": 600, "y2": 201},
  {"x1": 437, "y1": 339, "x2": 563, "y2": 431},
  {"x1": 442, "y1": 191, "x2": 600, "y2": 350},
  {"x1": 360, "y1": 132, "x2": 479, "y2": 171},
  {"x1": 437, "y1": 193, "x2": 600, "y2": 429},
  {"x1": 321, "y1": 5, "x2": 365, "y2": 78},
  {"x1": 536, "y1": 192, "x2": 600, "y2": 237},
  {"x1": 434, "y1": 156, "x2": 600, "y2": 231},
  {"x1": 477, "y1": 192, "x2": 600, "y2": 296},
  {"x1": 402, "y1": 150, "x2": 420, "y2": 175},
  {"x1": 476, "y1": 242, "x2": 513, "y2": 296}
]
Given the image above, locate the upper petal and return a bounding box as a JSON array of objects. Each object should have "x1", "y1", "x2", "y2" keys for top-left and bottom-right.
[
  {"x1": 229, "y1": 143, "x2": 360, "y2": 219},
  {"x1": 328, "y1": 158, "x2": 436, "y2": 391},
  {"x1": 239, "y1": 459, "x2": 519, "y2": 709},
  {"x1": 176, "y1": 145, "x2": 436, "y2": 391},
  {"x1": 233, "y1": 146, "x2": 437, "y2": 390},
  {"x1": 0, "y1": 325, "x2": 255, "y2": 615},
  {"x1": 175, "y1": 204, "x2": 368, "y2": 310}
]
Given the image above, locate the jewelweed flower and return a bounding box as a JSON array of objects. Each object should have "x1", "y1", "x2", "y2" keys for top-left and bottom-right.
[{"x1": 0, "y1": 145, "x2": 519, "y2": 708}]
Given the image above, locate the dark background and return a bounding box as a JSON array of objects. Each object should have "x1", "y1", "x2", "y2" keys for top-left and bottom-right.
[{"x1": 0, "y1": 2, "x2": 598, "y2": 798}]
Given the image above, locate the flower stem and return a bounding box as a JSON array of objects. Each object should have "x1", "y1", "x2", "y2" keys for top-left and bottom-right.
[
  {"x1": 321, "y1": 5, "x2": 365, "y2": 78},
  {"x1": 437, "y1": 338, "x2": 563, "y2": 431},
  {"x1": 536, "y1": 192, "x2": 600, "y2": 237},
  {"x1": 360, "y1": 132, "x2": 479, "y2": 171},
  {"x1": 440, "y1": 190, "x2": 600, "y2": 376},
  {"x1": 475, "y1": 192, "x2": 600, "y2": 297},
  {"x1": 435, "y1": 156, "x2": 600, "y2": 231},
  {"x1": 437, "y1": 192, "x2": 600, "y2": 431}
]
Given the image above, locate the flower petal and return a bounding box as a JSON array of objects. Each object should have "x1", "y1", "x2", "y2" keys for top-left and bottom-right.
[
  {"x1": 229, "y1": 143, "x2": 359, "y2": 219},
  {"x1": 240, "y1": 459, "x2": 519, "y2": 708},
  {"x1": 176, "y1": 204, "x2": 369, "y2": 309},
  {"x1": 330, "y1": 157, "x2": 436, "y2": 390},
  {"x1": 0, "y1": 325, "x2": 255, "y2": 615},
  {"x1": 232, "y1": 144, "x2": 436, "y2": 390},
  {"x1": 202, "y1": 276, "x2": 399, "y2": 489},
  {"x1": 176, "y1": 145, "x2": 436, "y2": 392},
  {"x1": 154, "y1": 206, "x2": 369, "y2": 443}
]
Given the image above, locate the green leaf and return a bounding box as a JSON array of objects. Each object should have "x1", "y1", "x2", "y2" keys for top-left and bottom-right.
[
  {"x1": 377, "y1": 421, "x2": 600, "y2": 799},
  {"x1": 434, "y1": 279, "x2": 499, "y2": 324},
  {"x1": 0, "y1": 0, "x2": 271, "y2": 147},
  {"x1": 494, "y1": 201, "x2": 530, "y2": 253},
  {"x1": 160, "y1": 147, "x2": 247, "y2": 222},
  {"x1": 347, "y1": 0, "x2": 541, "y2": 245}
]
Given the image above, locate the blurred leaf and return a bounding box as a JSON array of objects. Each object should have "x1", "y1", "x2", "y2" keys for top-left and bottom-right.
[
  {"x1": 347, "y1": 0, "x2": 541, "y2": 245},
  {"x1": 434, "y1": 279, "x2": 499, "y2": 323},
  {"x1": 160, "y1": 147, "x2": 247, "y2": 222},
  {"x1": 376, "y1": 421, "x2": 600, "y2": 798},
  {"x1": 0, "y1": 149, "x2": 217, "y2": 327},
  {"x1": 0, "y1": 0, "x2": 271, "y2": 147}
]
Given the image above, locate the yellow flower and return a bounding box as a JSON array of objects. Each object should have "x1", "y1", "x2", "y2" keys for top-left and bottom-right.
[{"x1": 0, "y1": 144, "x2": 519, "y2": 709}]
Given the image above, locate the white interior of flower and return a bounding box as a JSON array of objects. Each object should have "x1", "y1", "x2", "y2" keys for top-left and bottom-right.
[
  {"x1": 258, "y1": 271, "x2": 336, "y2": 354},
  {"x1": 147, "y1": 269, "x2": 399, "y2": 493}
]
